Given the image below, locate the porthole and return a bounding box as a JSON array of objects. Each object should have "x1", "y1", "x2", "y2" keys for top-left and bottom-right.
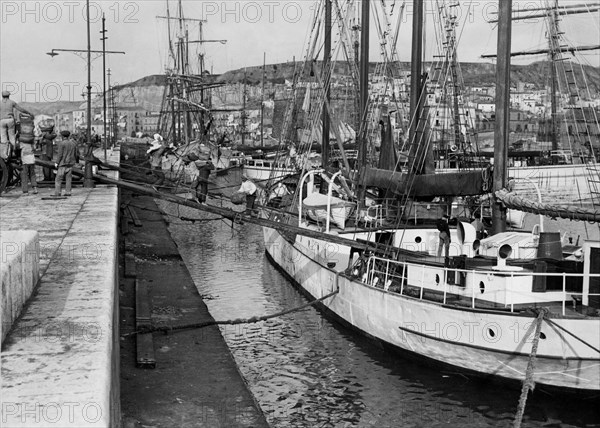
[
  {"x1": 415, "y1": 236, "x2": 422, "y2": 244},
  {"x1": 540, "y1": 332, "x2": 546, "y2": 340},
  {"x1": 435, "y1": 274, "x2": 440, "y2": 285},
  {"x1": 488, "y1": 328, "x2": 495, "y2": 338},
  {"x1": 479, "y1": 281, "x2": 485, "y2": 293}
]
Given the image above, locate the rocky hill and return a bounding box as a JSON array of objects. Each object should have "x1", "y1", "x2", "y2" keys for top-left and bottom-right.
[
  {"x1": 28, "y1": 60, "x2": 600, "y2": 116},
  {"x1": 214, "y1": 60, "x2": 600, "y2": 92},
  {"x1": 20, "y1": 101, "x2": 81, "y2": 116}
]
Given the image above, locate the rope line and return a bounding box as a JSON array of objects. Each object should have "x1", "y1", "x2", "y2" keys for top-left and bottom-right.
[
  {"x1": 125, "y1": 203, "x2": 223, "y2": 224},
  {"x1": 513, "y1": 307, "x2": 548, "y2": 428},
  {"x1": 122, "y1": 289, "x2": 339, "y2": 337}
]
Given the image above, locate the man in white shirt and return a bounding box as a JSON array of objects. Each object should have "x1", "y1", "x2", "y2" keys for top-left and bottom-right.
[{"x1": 238, "y1": 174, "x2": 257, "y2": 213}]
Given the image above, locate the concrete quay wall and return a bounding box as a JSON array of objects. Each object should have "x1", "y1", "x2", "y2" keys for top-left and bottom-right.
[
  {"x1": 1, "y1": 152, "x2": 121, "y2": 427},
  {"x1": 1, "y1": 231, "x2": 40, "y2": 343},
  {"x1": 0, "y1": 230, "x2": 40, "y2": 341}
]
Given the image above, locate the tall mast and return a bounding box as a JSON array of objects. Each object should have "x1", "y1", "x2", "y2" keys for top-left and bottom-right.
[
  {"x1": 481, "y1": 2, "x2": 599, "y2": 156},
  {"x1": 242, "y1": 68, "x2": 247, "y2": 146},
  {"x1": 261, "y1": 52, "x2": 266, "y2": 148},
  {"x1": 357, "y1": 0, "x2": 370, "y2": 203},
  {"x1": 549, "y1": 0, "x2": 559, "y2": 155},
  {"x1": 448, "y1": 13, "x2": 462, "y2": 152},
  {"x1": 322, "y1": 0, "x2": 332, "y2": 168},
  {"x1": 491, "y1": 0, "x2": 512, "y2": 235},
  {"x1": 407, "y1": 0, "x2": 433, "y2": 175},
  {"x1": 409, "y1": 0, "x2": 423, "y2": 147}
]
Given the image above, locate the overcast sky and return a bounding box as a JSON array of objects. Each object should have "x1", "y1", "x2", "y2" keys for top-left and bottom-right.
[{"x1": 1, "y1": 0, "x2": 598, "y2": 102}]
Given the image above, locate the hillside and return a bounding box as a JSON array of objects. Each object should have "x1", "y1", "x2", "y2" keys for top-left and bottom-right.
[
  {"x1": 20, "y1": 101, "x2": 81, "y2": 116},
  {"x1": 217, "y1": 60, "x2": 600, "y2": 92},
  {"x1": 104, "y1": 60, "x2": 599, "y2": 113},
  {"x1": 25, "y1": 60, "x2": 600, "y2": 116}
]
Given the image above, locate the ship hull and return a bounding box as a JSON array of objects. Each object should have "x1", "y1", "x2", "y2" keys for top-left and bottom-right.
[
  {"x1": 243, "y1": 164, "x2": 296, "y2": 182},
  {"x1": 262, "y1": 225, "x2": 600, "y2": 392}
]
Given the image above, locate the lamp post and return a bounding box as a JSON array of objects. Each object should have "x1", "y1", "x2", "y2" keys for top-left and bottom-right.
[
  {"x1": 46, "y1": 1, "x2": 124, "y2": 186},
  {"x1": 85, "y1": 0, "x2": 92, "y2": 187},
  {"x1": 46, "y1": 44, "x2": 125, "y2": 182},
  {"x1": 100, "y1": 13, "x2": 107, "y2": 161}
]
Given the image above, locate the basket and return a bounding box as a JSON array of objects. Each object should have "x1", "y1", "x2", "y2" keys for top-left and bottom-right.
[{"x1": 230, "y1": 192, "x2": 246, "y2": 205}]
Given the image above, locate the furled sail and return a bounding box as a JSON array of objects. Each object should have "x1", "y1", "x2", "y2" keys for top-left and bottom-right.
[{"x1": 363, "y1": 167, "x2": 491, "y2": 197}]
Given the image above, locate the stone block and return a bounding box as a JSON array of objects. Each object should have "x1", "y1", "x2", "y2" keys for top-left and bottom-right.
[{"x1": 1, "y1": 231, "x2": 40, "y2": 343}]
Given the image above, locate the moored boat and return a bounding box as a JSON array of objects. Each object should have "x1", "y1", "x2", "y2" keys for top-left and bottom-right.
[{"x1": 259, "y1": 0, "x2": 600, "y2": 393}]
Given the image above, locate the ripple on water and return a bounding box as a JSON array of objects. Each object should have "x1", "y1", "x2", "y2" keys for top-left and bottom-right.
[{"x1": 157, "y1": 200, "x2": 600, "y2": 428}]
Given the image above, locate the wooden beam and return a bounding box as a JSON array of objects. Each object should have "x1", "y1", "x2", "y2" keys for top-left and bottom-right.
[{"x1": 34, "y1": 158, "x2": 378, "y2": 251}]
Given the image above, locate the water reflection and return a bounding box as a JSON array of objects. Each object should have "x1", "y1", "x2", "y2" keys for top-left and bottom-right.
[{"x1": 157, "y1": 201, "x2": 600, "y2": 428}]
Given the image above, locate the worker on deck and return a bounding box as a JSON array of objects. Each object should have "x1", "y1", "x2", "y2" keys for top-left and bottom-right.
[
  {"x1": 192, "y1": 159, "x2": 214, "y2": 204},
  {"x1": 238, "y1": 174, "x2": 257, "y2": 214},
  {"x1": 471, "y1": 212, "x2": 486, "y2": 240},
  {"x1": 436, "y1": 214, "x2": 451, "y2": 258},
  {"x1": 147, "y1": 134, "x2": 166, "y2": 188},
  {"x1": 268, "y1": 181, "x2": 290, "y2": 208}
]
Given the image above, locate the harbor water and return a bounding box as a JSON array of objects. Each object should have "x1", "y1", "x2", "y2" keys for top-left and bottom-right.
[{"x1": 157, "y1": 201, "x2": 599, "y2": 428}]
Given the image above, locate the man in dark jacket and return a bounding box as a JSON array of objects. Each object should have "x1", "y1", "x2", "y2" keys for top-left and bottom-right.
[
  {"x1": 54, "y1": 130, "x2": 79, "y2": 196},
  {"x1": 436, "y1": 214, "x2": 451, "y2": 258},
  {"x1": 41, "y1": 127, "x2": 57, "y2": 180},
  {"x1": 192, "y1": 159, "x2": 214, "y2": 203}
]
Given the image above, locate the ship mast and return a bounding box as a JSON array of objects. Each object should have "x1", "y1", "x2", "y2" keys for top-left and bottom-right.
[
  {"x1": 491, "y1": 0, "x2": 512, "y2": 235},
  {"x1": 261, "y1": 52, "x2": 266, "y2": 148},
  {"x1": 321, "y1": 0, "x2": 332, "y2": 169},
  {"x1": 482, "y1": 2, "x2": 600, "y2": 157},
  {"x1": 158, "y1": 0, "x2": 225, "y2": 144},
  {"x1": 549, "y1": 0, "x2": 559, "y2": 154},
  {"x1": 408, "y1": 0, "x2": 424, "y2": 167},
  {"x1": 357, "y1": 0, "x2": 370, "y2": 204}
]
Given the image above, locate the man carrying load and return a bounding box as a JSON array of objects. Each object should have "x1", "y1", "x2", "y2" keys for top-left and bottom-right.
[{"x1": 0, "y1": 90, "x2": 33, "y2": 159}]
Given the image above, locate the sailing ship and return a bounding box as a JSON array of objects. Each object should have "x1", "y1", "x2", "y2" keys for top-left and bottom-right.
[
  {"x1": 153, "y1": 0, "x2": 243, "y2": 198},
  {"x1": 260, "y1": 0, "x2": 600, "y2": 392},
  {"x1": 436, "y1": 1, "x2": 600, "y2": 205}
]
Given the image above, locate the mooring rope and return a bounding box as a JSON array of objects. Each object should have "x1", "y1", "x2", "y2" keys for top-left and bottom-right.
[
  {"x1": 122, "y1": 289, "x2": 340, "y2": 337},
  {"x1": 513, "y1": 307, "x2": 549, "y2": 428}
]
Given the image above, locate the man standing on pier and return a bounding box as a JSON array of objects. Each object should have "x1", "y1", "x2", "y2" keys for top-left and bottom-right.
[
  {"x1": 0, "y1": 90, "x2": 33, "y2": 159},
  {"x1": 54, "y1": 130, "x2": 79, "y2": 197}
]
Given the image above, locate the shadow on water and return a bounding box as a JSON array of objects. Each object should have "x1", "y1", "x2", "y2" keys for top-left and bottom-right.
[{"x1": 157, "y1": 201, "x2": 600, "y2": 428}]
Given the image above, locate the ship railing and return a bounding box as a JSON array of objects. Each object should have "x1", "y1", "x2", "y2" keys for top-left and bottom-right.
[
  {"x1": 362, "y1": 255, "x2": 600, "y2": 315},
  {"x1": 361, "y1": 199, "x2": 485, "y2": 225}
]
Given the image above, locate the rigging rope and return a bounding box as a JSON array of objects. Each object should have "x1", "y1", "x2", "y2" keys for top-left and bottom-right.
[
  {"x1": 513, "y1": 307, "x2": 548, "y2": 428},
  {"x1": 122, "y1": 289, "x2": 340, "y2": 337},
  {"x1": 542, "y1": 316, "x2": 600, "y2": 355}
]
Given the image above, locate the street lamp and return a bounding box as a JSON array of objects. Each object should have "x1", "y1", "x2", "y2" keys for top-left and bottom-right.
[
  {"x1": 46, "y1": 44, "x2": 125, "y2": 185},
  {"x1": 46, "y1": 48, "x2": 125, "y2": 57},
  {"x1": 46, "y1": 1, "x2": 124, "y2": 187}
]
